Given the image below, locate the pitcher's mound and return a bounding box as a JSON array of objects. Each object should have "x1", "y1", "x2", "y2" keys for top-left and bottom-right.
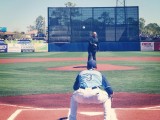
[{"x1": 48, "y1": 64, "x2": 139, "y2": 71}]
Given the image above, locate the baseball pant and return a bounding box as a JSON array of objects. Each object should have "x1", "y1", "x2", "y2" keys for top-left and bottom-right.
[
  {"x1": 68, "y1": 88, "x2": 112, "y2": 120},
  {"x1": 88, "y1": 51, "x2": 96, "y2": 61}
]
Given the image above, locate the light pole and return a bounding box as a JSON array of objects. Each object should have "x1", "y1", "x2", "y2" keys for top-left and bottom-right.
[{"x1": 116, "y1": 0, "x2": 128, "y2": 40}]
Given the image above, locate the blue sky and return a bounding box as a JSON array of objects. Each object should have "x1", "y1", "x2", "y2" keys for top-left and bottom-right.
[{"x1": 0, "y1": 0, "x2": 159, "y2": 32}]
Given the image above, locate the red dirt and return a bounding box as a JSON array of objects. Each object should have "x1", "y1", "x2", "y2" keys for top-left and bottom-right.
[
  {"x1": 14, "y1": 110, "x2": 69, "y2": 120},
  {"x1": 0, "y1": 92, "x2": 160, "y2": 109},
  {"x1": 0, "y1": 105, "x2": 19, "y2": 120},
  {"x1": 0, "y1": 93, "x2": 160, "y2": 120},
  {"x1": 0, "y1": 57, "x2": 160, "y2": 120},
  {"x1": 0, "y1": 57, "x2": 160, "y2": 64},
  {"x1": 116, "y1": 109, "x2": 160, "y2": 120},
  {"x1": 48, "y1": 64, "x2": 139, "y2": 71}
]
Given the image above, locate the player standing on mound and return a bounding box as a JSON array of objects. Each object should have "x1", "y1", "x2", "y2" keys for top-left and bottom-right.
[
  {"x1": 67, "y1": 60, "x2": 113, "y2": 120},
  {"x1": 88, "y1": 32, "x2": 99, "y2": 61}
]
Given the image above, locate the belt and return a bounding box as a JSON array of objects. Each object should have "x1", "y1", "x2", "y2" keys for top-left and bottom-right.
[{"x1": 79, "y1": 86, "x2": 99, "y2": 89}]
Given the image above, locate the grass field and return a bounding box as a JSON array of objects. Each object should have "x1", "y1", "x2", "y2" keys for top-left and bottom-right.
[{"x1": 0, "y1": 52, "x2": 160, "y2": 96}]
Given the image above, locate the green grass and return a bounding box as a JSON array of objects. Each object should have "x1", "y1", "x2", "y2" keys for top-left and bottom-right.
[{"x1": 0, "y1": 52, "x2": 160, "y2": 96}]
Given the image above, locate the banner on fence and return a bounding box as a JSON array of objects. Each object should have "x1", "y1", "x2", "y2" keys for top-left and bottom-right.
[
  {"x1": 0, "y1": 40, "x2": 5, "y2": 44},
  {"x1": 0, "y1": 44, "x2": 7, "y2": 52},
  {"x1": 154, "y1": 42, "x2": 160, "y2": 51},
  {"x1": 141, "y1": 42, "x2": 154, "y2": 51},
  {"x1": 33, "y1": 43, "x2": 48, "y2": 52},
  {"x1": 8, "y1": 43, "x2": 21, "y2": 52},
  {"x1": 21, "y1": 43, "x2": 35, "y2": 52}
]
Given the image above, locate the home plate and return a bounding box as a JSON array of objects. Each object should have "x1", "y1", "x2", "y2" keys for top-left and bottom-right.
[
  {"x1": 79, "y1": 112, "x2": 103, "y2": 116},
  {"x1": 79, "y1": 109, "x2": 118, "y2": 120}
]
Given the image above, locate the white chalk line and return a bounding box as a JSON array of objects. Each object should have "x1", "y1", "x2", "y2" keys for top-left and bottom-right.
[
  {"x1": 111, "y1": 109, "x2": 118, "y2": 120},
  {"x1": 79, "y1": 109, "x2": 118, "y2": 120},
  {"x1": 115, "y1": 105, "x2": 160, "y2": 110},
  {"x1": 7, "y1": 109, "x2": 22, "y2": 120},
  {"x1": 1, "y1": 103, "x2": 159, "y2": 110},
  {"x1": 0, "y1": 103, "x2": 36, "y2": 109},
  {"x1": 141, "y1": 105, "x2": 160, "y2": 109},
  {"x1": 1, "y1": 103, "x2": 159, "y2": 120},
  {"x1": 6, "y1": 108, "x2": 118, "y2": 120}
]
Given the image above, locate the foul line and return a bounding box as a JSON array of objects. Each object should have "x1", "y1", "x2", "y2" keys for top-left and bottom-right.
[
  {"x1": 6, "y1": 107, "x2": 69, "y2": 120},
  {"x1": 141, "y1": 105, "x2": 160, "y2": 110},
  {"x1": 1, "y1": 103, "x2": 159, "y2": 120},
  {"x1": 1, "y1": 103, "x2": 159, "y2": 110},
  {"x1": 7, "y1": 109, "x2": 22, "y2": 120},
  {"x1": 112, "y1": 109, "x2": 118, "y2": 120},
  {"x1": 0, "y1": 103, "x2": 36, "y2": 109},
  {"x1": 114, "y1": 105, "x2": 160, "y2": 110}
]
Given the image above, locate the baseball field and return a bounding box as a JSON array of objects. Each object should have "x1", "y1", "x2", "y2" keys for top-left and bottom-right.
[{"x1": 0, "y1": 51, "x2": 160, "y2": 120}]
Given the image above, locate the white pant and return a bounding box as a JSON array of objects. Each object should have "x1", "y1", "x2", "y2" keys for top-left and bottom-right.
[{"x1": 68, "y1": 88, "x2": 112, "y2": 120}]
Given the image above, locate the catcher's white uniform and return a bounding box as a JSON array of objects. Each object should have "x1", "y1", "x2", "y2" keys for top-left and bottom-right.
[{"x1": 68, "y1": 60, "x2": 113, "y2": 120}]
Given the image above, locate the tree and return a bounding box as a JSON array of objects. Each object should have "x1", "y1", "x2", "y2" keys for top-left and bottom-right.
[
  {"x1": 35, "y1": 16, "x2": 46, "y2": 35},
  {"x1": 139, "y1": 17, "x2": 160, "y2": 41},
  {"x1": 98, "y1": 12, "x2": 114, "y2": 25},
  {"x1": 27, "y1": 16, "x2": 46, "y2": 36},
  {"x1": 27, "y1": 25, "x2": 36, "y2": 32},
  {"x1": 139, "y1": 18, "x2": 145, "y2": 34},
  {"x1": 65, "y1": 2, "x2": 76, "y2": 7},
  {"x1": 13, "y1": 31, "x2": 25, "y2": 39},
  {"x1": 145, "y1": 23, "x2": 160, "y2": 36}
]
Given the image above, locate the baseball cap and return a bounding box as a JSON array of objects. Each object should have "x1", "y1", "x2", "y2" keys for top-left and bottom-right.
[{"x1": 87, "y1": 60, "x2": 97, "y2": 69}]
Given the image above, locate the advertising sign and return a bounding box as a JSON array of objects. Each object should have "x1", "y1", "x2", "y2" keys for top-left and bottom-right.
[
  {"x1": 0, "y1": 44, "x2": 7, "y2": 52},
  {"x1": 8, "y1": 43, "x2": 21, "y2": 52},
  {"x1": 0, "y1": 40, "x2": 5, "y2": 44},
  {"x1": 21, "y1": 43, "x2": 35, "y2": 52},
  {"x1": 0, "y1": 27, "x2": 7, "y2": 32},
  {"x1": 154, "y1": 42, "x2": 160, "y2": 51},
  {"x1": 141, "y1": 42, "x2": 154, "y2": 51},
  {"x1": 34, "y1": 43, "x2": 48, "y2": 52},
  {"x1": 17, "y1": 40, "x2": 35, "y2": 52}
]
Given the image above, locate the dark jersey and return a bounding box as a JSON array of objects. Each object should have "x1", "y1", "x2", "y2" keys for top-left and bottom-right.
[{"x1": 88, "y1": 37, "x2": 99, "y2": 52}]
